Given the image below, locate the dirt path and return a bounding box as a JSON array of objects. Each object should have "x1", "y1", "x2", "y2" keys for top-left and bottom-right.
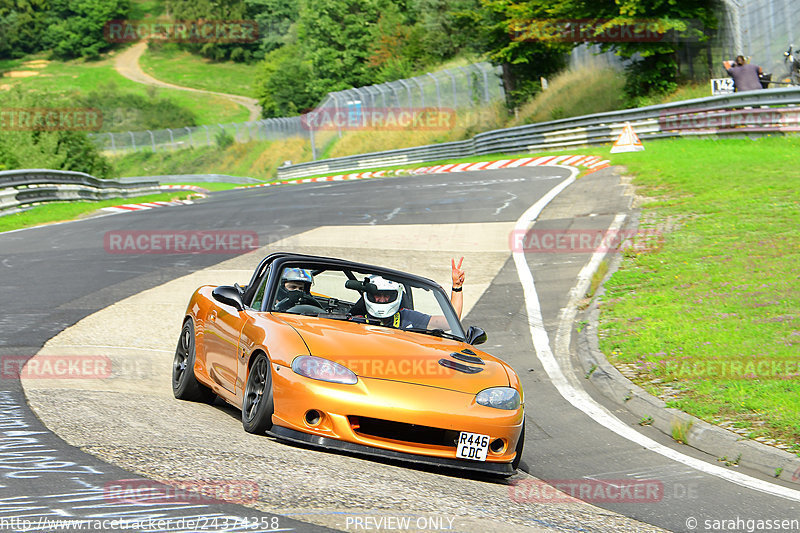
[{"x1": 114, "y1": 41, "x2": 261, "y2": 121}]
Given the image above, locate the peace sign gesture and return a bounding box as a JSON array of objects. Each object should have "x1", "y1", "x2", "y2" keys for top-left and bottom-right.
[{"x1": 451, "y1": 257, "x2": 465, "y2": 289}]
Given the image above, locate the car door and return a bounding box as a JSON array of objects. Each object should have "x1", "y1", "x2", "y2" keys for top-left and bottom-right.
[{"x1": 203, "y1": 300, "x2": 247, "y2": 394}]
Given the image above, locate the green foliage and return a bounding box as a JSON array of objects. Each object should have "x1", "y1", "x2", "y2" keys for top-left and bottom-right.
[
  {"x1": 0, "y1": 0, "x2": 130, "y2": 60},
  {"x1": 45, "y1": 0, "x2": 131, "y2": 60},
  {"x1": 76, "y1": 83, "x2": 198, "y2": 131},
  {"x1": 215, "y1": 128, "x2": 235, "y2": 149},
  {"x1": 245, "y1": 0, "x2": 300, "y2": 56},
  {"x1": 623, "y1": 54, "x2": 678, "y2": 106},
  {"x1": 536, "y1": 0, "x2": 718, "y2": 101},
  {"x1": 0, "y1": 0, "x2": 52, "y2": 58},
  {"x1": 165, "y1": 0, "x2": 262, "y2": 62},
  {"x1": 255, "y1": 44, "x2": 317, "y2": 117},
  {"x1": 457, "y1": 0, "x2": 570, "y2": 108},
  {"x1": 297, "y1": 0, "x2": 384, "y2": 95},
  {"x1": 0, "y1": 87, "x2": 112, "y2": 177}
]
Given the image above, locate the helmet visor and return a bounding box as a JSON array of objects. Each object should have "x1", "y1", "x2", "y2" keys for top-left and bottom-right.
[{"x1": 368, "y1": 289, "x2": 399, "y2": 304}]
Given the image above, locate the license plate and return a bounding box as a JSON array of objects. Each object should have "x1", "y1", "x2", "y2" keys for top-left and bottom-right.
[{"x1": 456, "y1": 431, "x2": 490, "y2": 461}]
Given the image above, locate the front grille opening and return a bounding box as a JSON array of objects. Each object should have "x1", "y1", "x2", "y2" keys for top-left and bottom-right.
[{"x1": 349, "y1": 416, "x2": 459, "y2": 448}]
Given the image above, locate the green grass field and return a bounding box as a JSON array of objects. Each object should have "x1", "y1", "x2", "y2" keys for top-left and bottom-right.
[
  {"x1": 595, "y1": 136, "x2": 800, "y2": 448},
  {"x1": 0, "y1": 53, "x2": 249, "y2": 125},
  {"x1": 139, "y1": 45, "x2": 256, "y2": 98},
  {"x1": 0, "y1": 191, "x2": 193, "y2": 233},
  {"x1": 129, "y1": 0, "x2": 166, "y2": 20}
]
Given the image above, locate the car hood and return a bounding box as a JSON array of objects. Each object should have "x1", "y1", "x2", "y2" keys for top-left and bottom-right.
[{"x1": 277, "y1": 315, "x2": 510, "y2": 394}]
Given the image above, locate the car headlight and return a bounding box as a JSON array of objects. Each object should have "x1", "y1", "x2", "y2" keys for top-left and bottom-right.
[
  {"x1": 476, "y1": 387, "x2": 521, "y2": 410},
  {"x1": 291, "y1": 356, "x2": 358, "y2": 385}
]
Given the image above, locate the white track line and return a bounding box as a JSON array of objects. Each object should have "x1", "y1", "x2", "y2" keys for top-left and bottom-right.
[{"x1": 513, "y1": 165, "x2": 800, "y2": 502}]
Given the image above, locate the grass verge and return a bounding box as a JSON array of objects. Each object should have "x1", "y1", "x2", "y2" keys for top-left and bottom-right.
[
  {"x1": 1, "y1": 52, "x2": 248, "y2": 126},
  {"x1": 140, "y1": 45, "x2": 256, "y2": 98},
  {"x1": 596, "y1": 136, "x2": 800, "y2": 448},
  {"x1": 0, "y1": 192, "x2": 192, "y2": 233},
  {"x1": 111, "y1": 137, "x2": 312, "y2": 179}
]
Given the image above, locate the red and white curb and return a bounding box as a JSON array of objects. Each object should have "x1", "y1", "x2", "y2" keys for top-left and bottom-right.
[
  {"x1": 160, "y1": 184, "x2": 210, "y2": 193},
  {"x1": 101, "y1": 199, "x2": 195, "y2": 214},
  {"x1": 410, "y1": 154, "x2": 610, "y2": 175},
  {"x1": 236, "y1": 154, "x2": 611, "y2": 189},
  {"x1": 100, "y1": 185, "x2": 208, "y2": 214}
]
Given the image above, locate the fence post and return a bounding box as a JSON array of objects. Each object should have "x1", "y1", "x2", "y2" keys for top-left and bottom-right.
[
  {"x1": 476, "y1": 63, "x2": 491, "y2": 103},
  {"x1": 109, "y1": 132, "x2": 116, "y2": 153},
  {"x1": 332, "y1": 93, "x2": 342, "y2": 138},
  {"x1": 459, "y1": 66, "x2": 475, "y2": 105},
  {"x1": 387, "y1": 82, "x2": 401, "y2": 107},
  {"x1": 412, "y1": 77, "x2": 425, "y2": 107},
  {"x1": 427, "y1": 73, "x2": 441, "y2": 109},
  {"x1": 398, "y1": 79, "x2": 413, "y2": 107},
  {"x1": 129, "y1": 131, "x2": 136, "y2": 151},
  {"x1": 167, "y1": 128, "x2": 174, "y2": 149},
  {"x1": 147, "y1": 130, "x2": 155, "y2": 152},
  {"x1": 203, "y1": 125, "x2": 210, "y2": 146},
  {"x1": 185, "y1": 127, "x2": 193, "y2": 147},
  {"x1": 445, "y1": 69, "x2": 458, "y2": 108},
  {"x1": 309, "y1": 113, "x2": 317, "y2": 161},
  {"x1": 379, "y1": 84, "x2": 388, "y2": 108}
]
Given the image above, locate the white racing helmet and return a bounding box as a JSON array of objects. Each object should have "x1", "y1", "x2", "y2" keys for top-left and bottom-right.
[{"x1": 364, "y1": 276, "x2": 404, "y2": 318}]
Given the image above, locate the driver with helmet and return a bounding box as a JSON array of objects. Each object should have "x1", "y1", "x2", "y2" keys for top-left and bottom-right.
[{"x1": 274, "y1": 267, "x2": 315, "y2": 310}]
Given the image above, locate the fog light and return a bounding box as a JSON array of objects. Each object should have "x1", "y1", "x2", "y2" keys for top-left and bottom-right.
[
  {"x1": 489, "y1": 438, "x2": 506, "y2": 454},
  {"x1": 305, "y1": 409, "x2": 322, "y2": 426}
]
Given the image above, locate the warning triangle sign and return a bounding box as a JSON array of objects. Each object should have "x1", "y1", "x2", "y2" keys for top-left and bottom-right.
[{"x1": 610, "y1": 122, "x2": 644, "y2": 153}]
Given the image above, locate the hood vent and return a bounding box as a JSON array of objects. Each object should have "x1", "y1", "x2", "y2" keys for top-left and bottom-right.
[
  {"x1": 438, "y1": 358, "x2": 483, "y2": 374},
  {"x1": 461, "y1": 348, "x2": 477, "y2": 355},
  {"x1": 450, "y1": 352, "x2": 484, "y2": 365}
]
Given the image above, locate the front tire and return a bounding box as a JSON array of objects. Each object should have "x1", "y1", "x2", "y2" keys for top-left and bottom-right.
[
  {"x1": 173, "y1": 319, "x2": 216, "y2": 403},
  {"x1": 242, "y1": 353, "x2": 274, "y2": 434}
]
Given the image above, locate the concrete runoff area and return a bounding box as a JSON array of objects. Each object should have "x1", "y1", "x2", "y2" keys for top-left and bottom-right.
[{"x1": 22, "y1": 222, "x2": 660, "y2": 532}]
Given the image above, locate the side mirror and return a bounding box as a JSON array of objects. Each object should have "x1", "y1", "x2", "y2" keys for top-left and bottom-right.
[
  {"x1": 212, "y1": 285, "x2": 245, "y2": 312},
  {"x1": 465, "y1": 326, "x2": 487, "y2": 345}
]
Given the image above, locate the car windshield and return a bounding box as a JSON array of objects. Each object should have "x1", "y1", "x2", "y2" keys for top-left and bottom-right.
[{"x1": 268, "y1": 262, "x2": 466, "y2": 340}]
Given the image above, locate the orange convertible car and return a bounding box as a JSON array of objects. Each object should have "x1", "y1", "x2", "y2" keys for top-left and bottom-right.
[{"x1": 173, "y1": 252, "x2": 524, "y2": 475}]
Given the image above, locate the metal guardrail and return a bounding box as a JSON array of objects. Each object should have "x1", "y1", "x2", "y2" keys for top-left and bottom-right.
[
  {"x1": 277, "y1": 87, "x2": 800, "y2": 180},
  {"x1": 0, "y1": 169, "x2": 160, "y2": 214}
]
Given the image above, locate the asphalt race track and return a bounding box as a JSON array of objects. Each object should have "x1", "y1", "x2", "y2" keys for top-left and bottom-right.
[{"x1": 1, "y1": 167, "x2": 799, "y2": 532}]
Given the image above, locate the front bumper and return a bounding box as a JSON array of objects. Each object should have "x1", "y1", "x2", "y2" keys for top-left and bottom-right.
[
  {"x1": 270, "y1": 365, "x2": 523, "y2": 474},
  {"x1": 268, "y1": 425, "x2": 515, "y2": 475}
]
